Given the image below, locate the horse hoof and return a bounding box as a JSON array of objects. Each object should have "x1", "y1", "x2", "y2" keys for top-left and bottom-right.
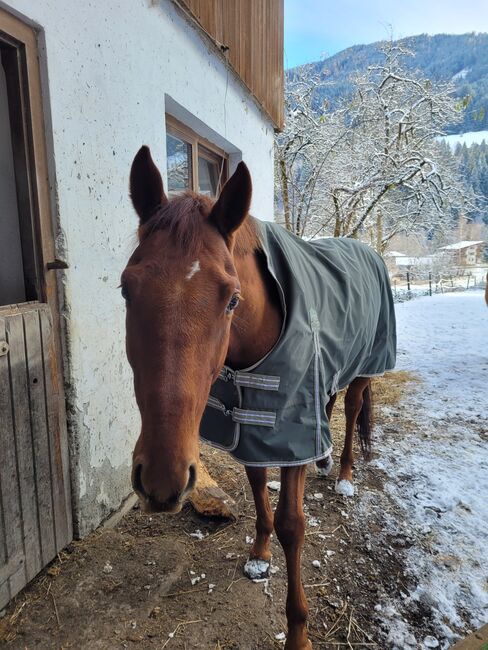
[
  {"x1": 335, "y1": 479, "x2": 355, "y2": 496},
  {"x1": 243, "y1": 557, "x2": 271, "y2": 580},
  {"x1": 316, "y1": 455, "x2": 334, "y2": 477}
]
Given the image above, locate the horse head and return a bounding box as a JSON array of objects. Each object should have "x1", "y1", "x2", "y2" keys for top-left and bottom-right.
[{"x1": 123, "y1": 146, "x2": 252, "y2": 513}]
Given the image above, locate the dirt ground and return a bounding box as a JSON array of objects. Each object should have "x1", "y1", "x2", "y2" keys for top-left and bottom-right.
[{"x1": 1, "y1": 372, "x2": 434, "y2": 650}]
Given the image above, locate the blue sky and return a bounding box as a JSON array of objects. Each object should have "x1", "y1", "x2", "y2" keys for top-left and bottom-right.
[{"x1": 284, "y1": 0, "x2": 488, "y2": 68}]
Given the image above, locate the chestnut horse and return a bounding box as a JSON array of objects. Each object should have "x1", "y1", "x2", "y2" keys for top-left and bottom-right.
[{"x1": 123, "y1": 147, "x2": 374, "y2": 650}]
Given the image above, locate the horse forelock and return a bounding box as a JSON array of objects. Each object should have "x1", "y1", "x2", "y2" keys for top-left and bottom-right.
[{"x1": 137, "y1": 191, "x2": 261, "y2": 258}]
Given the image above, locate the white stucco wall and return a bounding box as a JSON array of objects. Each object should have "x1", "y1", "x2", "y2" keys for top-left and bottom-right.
[{"x1": 1, "y1": 0, "x2": 276, "y2": 535}]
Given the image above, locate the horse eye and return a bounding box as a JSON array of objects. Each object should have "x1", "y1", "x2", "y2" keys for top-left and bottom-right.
[
  {"x1": 121, "y1": 284, "x2": 130, "y2": 302},
  {"x1": 226, "y1": 294, "x2": 240, "y2": 313}
]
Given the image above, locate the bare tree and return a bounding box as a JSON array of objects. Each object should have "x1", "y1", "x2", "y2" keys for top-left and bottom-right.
[
  {"x1": 274, "y1": 69, "x2": 345, "y2": 236},
  {"x1": 276, "y1": 43, "x2": 475, "y2": 250}
]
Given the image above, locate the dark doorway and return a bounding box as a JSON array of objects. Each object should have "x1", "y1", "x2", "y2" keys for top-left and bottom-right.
[{"x1": 0, "y1": 38, "x2": 41, "y2": 306}]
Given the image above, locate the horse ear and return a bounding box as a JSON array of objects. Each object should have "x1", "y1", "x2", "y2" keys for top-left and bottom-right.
[
  {"x1": 209, "y1": 162, "x2": 252, "y2": 239},
  {"x1": 130, "y1": 146, "x2": 167, "y2": 223}
]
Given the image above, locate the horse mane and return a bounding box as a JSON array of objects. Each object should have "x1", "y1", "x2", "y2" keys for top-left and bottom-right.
[{"x1": 138, "y1": 191, "x2": 261, "y2": 258}]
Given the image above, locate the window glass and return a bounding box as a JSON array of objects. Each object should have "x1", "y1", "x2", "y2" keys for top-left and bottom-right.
[
  {"x1": 198, "y1": 154, "x2": 221, "y2": 197},
  {"x1": 166, "y1": 133, "x2": 192, "y2": 193}
]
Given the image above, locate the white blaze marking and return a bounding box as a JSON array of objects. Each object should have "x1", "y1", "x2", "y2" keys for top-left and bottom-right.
[{"x1": 186, "y1": 260, "x2": 201, "y2": 280}]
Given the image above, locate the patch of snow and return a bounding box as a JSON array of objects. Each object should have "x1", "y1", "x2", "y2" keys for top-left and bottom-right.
[
  {"x1": 452, "y1": 67, "x2": 470, "y2": 81},
  {"x1": 360, "y1": 291, "x2": 488, "y2": 645},
  {"x1": 441, "y1": 129, "x2": 488, "y2": 149},
  {"x1": 266, "y1": 480, "x2": 281, "y2": 491},
  {"x1": 335, "y1": 479, "x2": 355, "y2": 496},
  {"x1": 252, "y1": 577, "x2": 273, "y2": 597},
  {"x1": 244, "y1": 558, "x2": 270, "y2": 580},
  {"x1": 103, "y1": 561, "x2": 113, "y2": 574}
]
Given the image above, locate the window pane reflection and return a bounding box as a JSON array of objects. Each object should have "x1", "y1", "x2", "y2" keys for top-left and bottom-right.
[
  {"x1": 198, "y1": 155, "x2": 220, "y2": 197},
  {"x1": 166, "y1": 133, "x2": 192, "y2": 193}
]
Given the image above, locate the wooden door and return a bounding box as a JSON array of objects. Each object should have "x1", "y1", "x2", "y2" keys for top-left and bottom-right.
[{"x1": 0, "y1": 8, "x2": 72, "y2": 609}]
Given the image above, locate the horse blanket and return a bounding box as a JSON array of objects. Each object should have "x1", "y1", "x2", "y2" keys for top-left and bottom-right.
[{"x1": 199, "y1": 220, "x2": 397, "y2": 467}]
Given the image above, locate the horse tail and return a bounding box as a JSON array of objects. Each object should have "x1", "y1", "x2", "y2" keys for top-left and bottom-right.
[{"x1": 357, "y1": 381, "x2": 373, "y2": 459}]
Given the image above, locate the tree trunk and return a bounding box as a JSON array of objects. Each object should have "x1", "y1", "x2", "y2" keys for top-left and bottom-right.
[
  {"x1": 279, "y1": 157, "x2": 292, "y2": 232},
  {"x1": 333, "y1": 194, "x2": 341, "y2": 237},
  {"x1": 376, "y1": 209, "x2": 383, "y2": 253}
]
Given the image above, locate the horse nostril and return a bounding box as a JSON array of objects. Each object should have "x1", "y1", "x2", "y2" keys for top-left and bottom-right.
[
  {"x1": 133, "y1": 463, "x2": 146, "y2": 498},
  {"x1": 187, "y1": 463, "x2": 197, "y2": 493}
]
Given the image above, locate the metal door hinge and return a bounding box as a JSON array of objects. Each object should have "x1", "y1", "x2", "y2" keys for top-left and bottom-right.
[{"x1": 47, "y1": 259, "x2": 69, "y2": 270}]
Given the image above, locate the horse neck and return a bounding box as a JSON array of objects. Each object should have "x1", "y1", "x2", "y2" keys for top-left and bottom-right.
[{"x1": 226, "y1": 248, "x2": 283, "y2": 370}]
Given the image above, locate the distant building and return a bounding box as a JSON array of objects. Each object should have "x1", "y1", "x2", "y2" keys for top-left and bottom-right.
[
  {"x1": 438, "y1": 241, "x2": 486, "y2": 266},
  {"x1": 384, "y1": 251, "x2": 433, "y2": 276}
]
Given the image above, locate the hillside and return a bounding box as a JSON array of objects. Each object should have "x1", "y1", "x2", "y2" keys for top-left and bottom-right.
[{"x1": 289, "y1": 33, "x2": 488, "y2": 134}]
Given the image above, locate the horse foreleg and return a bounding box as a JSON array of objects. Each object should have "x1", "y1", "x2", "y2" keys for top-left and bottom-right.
[
  {"x1": 336, "y1": 377, "x2": 370, "y2": 496},
  {"x1": 316, "y1": 392, "x2": 337, "y2": 476},
  {"x1": 275, "y1": 466, "x2": 311, "y2": 650},
  {"x1": 244, "y1": 466, "x2": 274, "y2": 579}
]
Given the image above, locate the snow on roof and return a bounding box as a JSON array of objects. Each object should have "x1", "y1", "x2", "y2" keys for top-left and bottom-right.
[
  {"x1": 395, "y1": 256, "x2": 433, "y2": 267},
  {"x1": 384, "y1": 251, "x2": 407, "y2": 257},
  {"x1": 439, "y1": 240, "x2": 485, "y2": 251}
]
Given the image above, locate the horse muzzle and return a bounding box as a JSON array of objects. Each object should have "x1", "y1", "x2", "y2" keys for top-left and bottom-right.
[{"x1": 131, "y1": 461, "x2": 197, "y2": 514}]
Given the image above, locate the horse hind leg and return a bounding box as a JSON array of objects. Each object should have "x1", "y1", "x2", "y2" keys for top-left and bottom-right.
[
  {"x1": 244, "y1": 466, "x2": 274, "y2": 579},
  {"x1": 316, "y1": 392, "x2": 337, "y2": 477},
  {"x1": 336, "y1": 377, "x2": 372, "y2": 497}
]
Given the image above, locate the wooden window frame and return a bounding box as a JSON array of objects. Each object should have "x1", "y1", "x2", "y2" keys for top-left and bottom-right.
[{"x1": 166, "y1": 114, "x2": 228, "y2": 196}]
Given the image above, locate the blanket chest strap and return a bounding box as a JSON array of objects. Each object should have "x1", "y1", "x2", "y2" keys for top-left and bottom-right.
[
  {"x1": 206, "y1": 395, "x2": 276, "y2": 428},
  {"x1": 218, "y1": 367, "x2": 280, "y2": 391}
]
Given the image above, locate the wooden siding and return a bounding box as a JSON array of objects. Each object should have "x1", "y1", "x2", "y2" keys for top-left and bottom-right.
[
  {"x1": 177, "y1": 0, "x2": 284, "y2": 130},
  {"x1": 0, "y1": 304, "x2": 72, "y2": 609}
]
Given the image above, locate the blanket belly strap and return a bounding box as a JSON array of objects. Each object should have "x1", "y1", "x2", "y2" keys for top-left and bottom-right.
[{"x1": 206, "y1": 395, "x2": 276, "y2": 428}]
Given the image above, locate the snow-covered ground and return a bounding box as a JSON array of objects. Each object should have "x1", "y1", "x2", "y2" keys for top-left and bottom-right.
[
  {"x1": 361, "y1": 290, "x2": 488, "y2": 648},
  {"x1": 441, "y1": 130, "x2": 488, "y2": 149}
]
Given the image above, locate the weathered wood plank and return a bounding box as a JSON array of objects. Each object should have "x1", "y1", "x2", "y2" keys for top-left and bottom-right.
[
  {"x1": 6, "y1": 314, "x2": 42, "y2": 581},
  {"x1": 179, "y1": 0, "x2": 284, "y2": 129},
  {"x1": 0, "y1": 552, "x2": 24, "y2": 585},
  {"x1": 0, "y1": 581, "x2": 9, "y2": 610},
  {"x1": 0, "y1": 454, "x2": 10, "y2": 608},
  {"x1": 39, "y1": 307, "x2": 71, "y2": 550},
  {"x1": 0, "y1": 316, "x2": 26, "y2": 600},
  {"x1": 22, "y1": 310, "x2": 56, "y2": 564}
]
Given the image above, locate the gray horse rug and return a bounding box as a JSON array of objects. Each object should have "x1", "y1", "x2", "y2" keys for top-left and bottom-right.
[{"x1": 199, "y1": 220, "x2": 397, "y2": 467}]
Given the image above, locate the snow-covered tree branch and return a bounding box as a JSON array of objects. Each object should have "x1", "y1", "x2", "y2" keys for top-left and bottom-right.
[{"x1": 275, "y1": 43, "x2": 477, "y2": 250}]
